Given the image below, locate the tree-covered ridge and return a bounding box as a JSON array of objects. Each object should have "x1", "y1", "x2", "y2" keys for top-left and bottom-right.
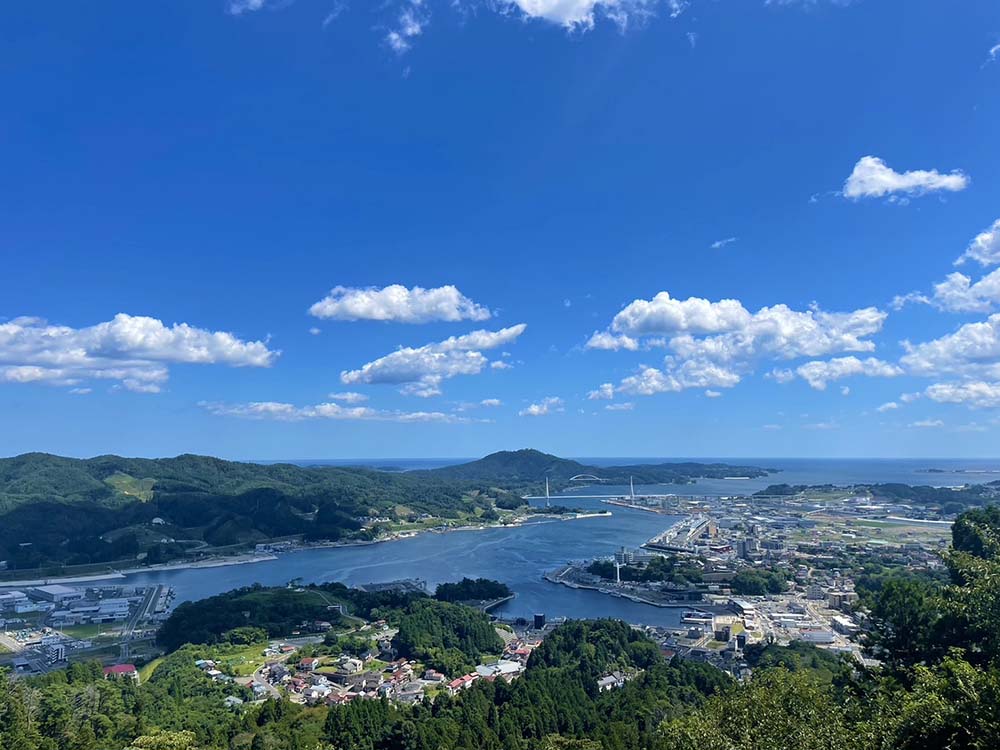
[
  {"x1": 434, "y1": 577, "x2": 512, "y2": 603},
  {"x1": 393, "y1": 598, "x2": 504, "y2": 675},
  {"x1": 0, "y1": 450, "x2": 770, "y2": 571},
  {"x1": 0, "y1": 453, "x2": 512, "y2": 569},
  {"x1": 157, "y1": 582, "x2": 422, "y2": 651},
  {"x1": 421, "y1": 449, "x2": 772, "y2": 488}
]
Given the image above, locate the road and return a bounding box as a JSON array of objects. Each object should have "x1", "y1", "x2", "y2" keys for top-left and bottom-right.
[{"x1": 124, "y1": 585, "x2": 162, "y2": 639}]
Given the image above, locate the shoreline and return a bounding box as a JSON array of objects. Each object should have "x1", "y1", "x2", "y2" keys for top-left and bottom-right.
[{"x1": 0, "y1": 510, "x2": 611, "y2": 589}]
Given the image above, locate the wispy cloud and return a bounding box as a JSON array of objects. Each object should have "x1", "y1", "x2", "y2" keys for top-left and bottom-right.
[
  {"x1": 710, "y1": 237, "x2": 737, "y2": 250},
  {"x1": 202, "y1": 400, "x2": 469, "y2": 423}
]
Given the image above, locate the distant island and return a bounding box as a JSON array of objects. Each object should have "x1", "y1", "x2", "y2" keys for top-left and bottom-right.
[{"x1": 0, "y1": 449, "x2": 771, "y2": 575}]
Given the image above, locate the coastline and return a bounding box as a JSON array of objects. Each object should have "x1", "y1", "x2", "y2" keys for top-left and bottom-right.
[{"x1": 0, "y1": 510, "x2": 611, "y2": 589}]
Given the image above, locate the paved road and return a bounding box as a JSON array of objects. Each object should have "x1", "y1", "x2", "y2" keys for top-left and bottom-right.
[{"x1": 124, "y1": 585, "x2": 161, "y2": 639}]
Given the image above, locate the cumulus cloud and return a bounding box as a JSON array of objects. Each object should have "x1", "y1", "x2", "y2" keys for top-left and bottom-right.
[
  {"x1": 956, "y1": 219, "x2": 1000, "y2": 267},
  {"x1": 794, "y1": 356, "x2": 902, "y2": 390},
  {"x1": 605, "y1": 402, "x2": 635, "y2": 411},
  {"x1": 585, "y1": 331, "x2": 639, "y2": 351},
  {"x1": 519, "y1": 396, "x2": 564, "y2": 416},
  {"x1": 587, "y1": 383, "x2": 615, "y2": 400},
  {"x1": 877, "y1": 401, "x2": 899, "y2": 412},
  {"x1": 608, "y1": 292, "x2": 751, "y2": 337},
  {"x1": 309, "y1": 284, "x2": 491, "y2": 323},
  {"x1": 924, "y1": 381, "x2": 1000, "y2": 409},
  {"x1": 901, "y1": 314, "x2": 1000, "y2": 382},
  {"x1": 842, "y1": 156, "x2": 969, "y2": 200},
  {"x1": 480, "y1": 398, "x2": 503, "y2": 407},
  {"x1": 202, "y1": 400, "x2": 467, "y2": 423},
  {"x1": 988, "y1": 43, "x2": 1000, "y2": 65},
  {"x1": 705, "y1": 389, "x2": 722, "y2": 398},
  {"x1": 909, "y1": 419, "x2": 944, "y2": 429},
  {"x1": 0, "y1": 314, "x2": 276, "y2": 393},
  {"x1": 925, "y1": 270, "x2": 1000, "y2": 313},
  {"x1": 589, "y1": 291, "x2": 888, "y2": 399},
  {"x1": 340, "y1": 324, "x2": 526, "y2": 397},
  {"x1": 894, "y1": 221, "x2": 1000, "y2": 313}
]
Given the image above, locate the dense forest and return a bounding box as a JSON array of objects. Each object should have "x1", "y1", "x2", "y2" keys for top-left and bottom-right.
[
  {"x1": 433, "y1": 578, "x2": 512, "y2": 603},
  {"x1": 0, "y1": 451, "x2": 768, "y2": 571}
]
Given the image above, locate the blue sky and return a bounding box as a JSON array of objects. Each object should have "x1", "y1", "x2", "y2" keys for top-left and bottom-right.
[{"x1": 2, "y1": 0, "x2": 1000, "y2": 459}]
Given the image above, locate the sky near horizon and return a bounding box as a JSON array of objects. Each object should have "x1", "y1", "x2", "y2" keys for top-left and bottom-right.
[{"x1": 2, "y1": 0, "x2": 1000, "y2": 460}]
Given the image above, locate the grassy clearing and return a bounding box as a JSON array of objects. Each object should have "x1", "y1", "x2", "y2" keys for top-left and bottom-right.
[
  {"x1": 139, "y1": 656, "x2": 165, "y2": 682},
  {"x1": 104, "y1": 472, "x2": 156, "y2": 501},
  {"x1": 214, "y1": 642, "x2": 271, "y2": 677},
  {"x1": 60, "y1": 623, "x2": 111, "y2": 640}
]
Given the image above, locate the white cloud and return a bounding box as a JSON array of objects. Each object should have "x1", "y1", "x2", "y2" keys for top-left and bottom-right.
[
  {"x1": 840, "y1": 385, "x2": 850, "y2": 396},
  {"x1": 587, "y1": 383, "x2": 615, "y2": 400},
  {"x1": 340, "y1": 324, "x2": 526, "y2": 397},
  {"x1": 924, "y1": 381, "x2": 1000, "y2": 409},
  {"x1": 901, "y1": 314, "x2": 1000, "y2": 381},
  {"x1": 710, "y1": 237, "x2": 737, "y2": 250},
  {"x1": 309, "y1": 284, "x2": 490, "y2": 323},
  {"x1": 386, "y1": 0, "x2": 427, "y2": 53},
  {"x1": 762, "y1": 424, "x2": 782, "y2": 431},
  {"x1": 909, "y1": 419, "x2": 944, "y2": 429},
  {"x1": 925, "y1": 270, "x2": 1000, "y2": 313},
  {"x1": 502, "y1": 0, "x2": 685, "y2": 30},
  {"x1": 705, "y1": 389, "x2": 722, "y2": 398},
  {"x1": 327, "y1": 391, "x2": 369, "y2": 403},
  {"x1": 585, "y1": 331, "x2": 639, "y2": 351},
  {"x1": 956, "y1": 219, "x2": 1000, "y2": 267},
  {"x1": 480, "y1": 398, "x2": 503, "y2": 407},
  {"x1": 608, "y1": 292, "x2": 751, "y2": 337},
  {"x1": 0, "y1": 314, "x2": 275, "y2": 393},
  {"x1": 202, "y1": 400, "x2": 467, "y2": 423},
  {"x1": 842, "y1": 156, "x2": 969, "y2": 200},
  {"x1": 768, "y1": 368, "x2": 796, "y2": 384},
  {"x1": 988, "y1": 43, "x2": 1000, "y2": 64},
  {"x1": 794, "y1": 356, "x2": 902, "y2": 390},
  {"x1": 228, "y1": 0, "x2": 269, "y2": 15},
  {"x1": 519, "y1": 396, "x2": 564, "y2": 417},
  {"x1": 877, "y1": 401, "x2": 899, "y2": 412},
  {"x1": 490, "y1": 360, "x2": 513, "y2": 370},
  {"x1": 617, "y1": 360, "x2": 741, "y2": 396},
  {"x1": 590, "y1": 291, "x2": 888, "y2": 399},
  {"x1": 605, "y1": 401, "x2": 635, "y2": 411}
]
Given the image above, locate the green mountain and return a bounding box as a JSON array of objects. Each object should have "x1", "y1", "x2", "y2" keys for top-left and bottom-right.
[
  {"x1": 0, "y1": 452, "x2": 496, "y2": 571},
  {"x1": 0, "y1": 449, "x2": 769, "y2": 572},
  {"x1": 424, "y1": 448, "x2": 772, "y2": 488}
]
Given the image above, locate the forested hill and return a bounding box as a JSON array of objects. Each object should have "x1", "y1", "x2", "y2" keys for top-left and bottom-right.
[
  {"x1": 0, "y1": 450, "x2": 768, "y2": 571},
  {"x1": 0, "y1": 452, "x2": 507, "y2": 571},
  {"x1": 422, "y1": 448, "x2": 772, "y2": 487}
]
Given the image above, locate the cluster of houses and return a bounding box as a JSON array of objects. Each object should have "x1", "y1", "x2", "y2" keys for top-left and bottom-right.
[{"x1": 241, "y1": 627, "x2": 543, "y2": 707}]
